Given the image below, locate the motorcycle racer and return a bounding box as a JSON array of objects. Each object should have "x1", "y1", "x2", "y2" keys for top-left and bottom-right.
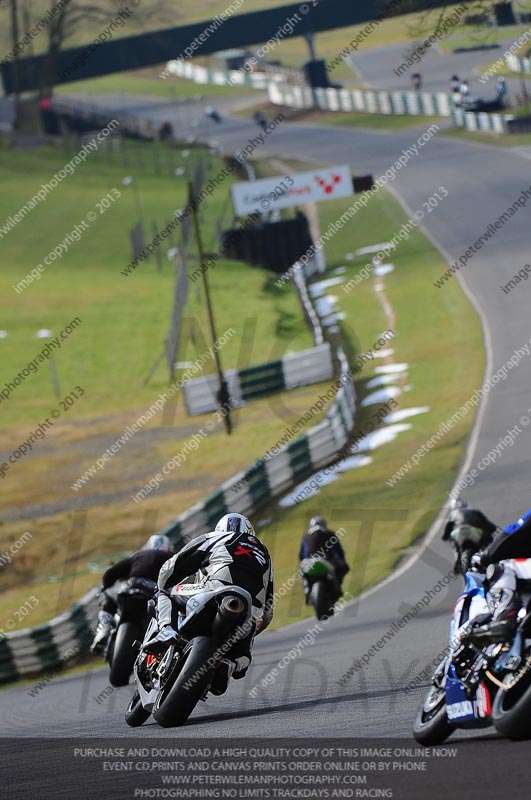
[
  {"x1": 145, "y1": 513, "x2": 274, "y2": 695},
  {"x1": 442, "y1": 497, "x2": 498, "y2": 573},
  {"x1": 463, "y1": 509, "x2": 531, "y2": 644},
  {"x1": 299, "y1": 516, "x2": 349, "y2": 598},
  {"x1": 91, "y1": 534, "x2": 173, "y2": 654}
]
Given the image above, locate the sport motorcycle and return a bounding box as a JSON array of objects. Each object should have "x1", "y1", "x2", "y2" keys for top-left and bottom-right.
[
  {"x1": 106, "y1": 577, "x2": 157, "y2": 687},
  {"x1": 125, "y1": 580, "x2": 252, "y2": 728},
  {"x1": 413, "y1": 566, "x2": 531, "y2": 743},
  {"x1": 299, "y1": 556, "x2": 340, "y2": 620}
]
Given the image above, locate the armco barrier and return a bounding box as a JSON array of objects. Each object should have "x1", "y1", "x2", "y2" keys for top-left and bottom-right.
[
  {"x1": 267, "y1": 81, "x2": 453, "y2": 117},
  {"x1": 183, "y1": 343, "x2": 333, "y2": 415},
  {"x1": 0, "y1": 266, "x2": 355, "y2": 683},
  {"x1": 452, "y1": 106, "x2": 509, "y2": 133},
  {"x1": 506, "y1": 53, "x2": 531, "y2": 74},
  {"x1": 157, "y1": 346, "x2": 355, "y2": 546},
  {"x1": 165, "y1": 57, "x2": 512, "y2": 134},
  {"x1": 0, "y1": 588, "x2": 98, "y2": 685},
  {"x1": 51, "y1": 98, "x2": 156, "y2": 140},
  {"x1": 165, "y1": 59, "x2": 290, "y2": 89}
]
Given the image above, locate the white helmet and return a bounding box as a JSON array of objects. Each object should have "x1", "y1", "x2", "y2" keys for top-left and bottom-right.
[
  {"x1": 215, "y1": 513, "x2": 255, "y2": 536},
  {"x1": 143, "y1": 534, "x2": 173, "y2": 552},
  {"x1": 451, "y1": 497, "x2": 467, "y2": 511}
]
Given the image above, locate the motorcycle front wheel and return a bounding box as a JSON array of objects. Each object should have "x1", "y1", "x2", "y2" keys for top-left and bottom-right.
[
  {"x1": 492, "y1": 661, "x2": 531, "y2": 740},
  {"x1": 413, "y1": 684, "x2": 454, "y2": 745},
  {"x1": 153, "y1": 636, "x2": 216, "y2": 728},
  {"x1": 125, "y1": 689, "x2": 151, "y2": 727}
]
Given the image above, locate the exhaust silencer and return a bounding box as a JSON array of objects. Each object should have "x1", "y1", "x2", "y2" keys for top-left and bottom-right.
[{"x1": 219, "y1": 595, "x2": 246, "y2": 616}]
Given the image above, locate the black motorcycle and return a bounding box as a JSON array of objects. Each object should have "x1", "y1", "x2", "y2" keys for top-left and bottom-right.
[
  {"x1": 105, "y1": 577, "x2": 157, "y2": 687},
  {"x1": 205, "y1": 106, "x2": 222, "y2": 124},
  {"x1": 253, "y1": 111, "x2": 268, "y2": 131}
]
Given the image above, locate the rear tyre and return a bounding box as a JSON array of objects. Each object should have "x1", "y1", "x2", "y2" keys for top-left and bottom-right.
[
  {"x1": 311, "y1": 581, "x2": 332, "y2": 620},
  {"x1": 413, "y1": 684, "x2": 454, "y2": 745},
  {"x1": 153, "y1": 636, "x2": 216, "y2": 728},
  {"x1": 109, "y1": 621, "x2": 138, "y2": 687},
  {"x1": 492, "y1": 668, "x2": 531, "y2": 740},
  {"x1": 125, "y1": 690, "x2": 150, "y2": 727}
]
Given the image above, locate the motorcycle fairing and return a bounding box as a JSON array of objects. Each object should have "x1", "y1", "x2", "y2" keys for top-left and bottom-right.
[
  {"x1": 445, "y1": 669, "x2": 478, "y2": 723},
  {"x1": 170, "y1": 580, "x2": 252, "y2": 632}
]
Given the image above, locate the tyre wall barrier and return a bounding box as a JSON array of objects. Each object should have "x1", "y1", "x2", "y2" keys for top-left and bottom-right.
[{"x1": 183, "y1": 343, "x2": 334, "y2": 415}]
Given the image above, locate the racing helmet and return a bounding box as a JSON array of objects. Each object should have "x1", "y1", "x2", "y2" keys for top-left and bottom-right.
[
  {"x1": 309, "y1": 516, "x2": 327, "y2": 531},
  {"x1": 215, "y1": 513, "x2": 255, "y2": 536},
  {"x1": 143, "y1": 534, "x2": 173, "y2": 552},
  {"x1": 450, "y1": 497, "x2": 467, "y2": 511}
]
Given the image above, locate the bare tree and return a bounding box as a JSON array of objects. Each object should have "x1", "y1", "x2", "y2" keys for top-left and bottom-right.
[
  {"x1": 3, "y1": 0, "x2": 180, "y2": 99},
  {"x1": 9, "y1": 0, "x2": 20, "y2": 125},
  {"x1": 403, "y1": 2, "x2": 498, "y2": 51}
]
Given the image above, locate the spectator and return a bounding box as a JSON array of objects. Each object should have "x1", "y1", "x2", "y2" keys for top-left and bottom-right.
[
  {"x1": 158, "y1": 120, "x2": 173, "y2": 141},
  {"x1": 495, "y1": 76, "x2": 508, "y2": 106},
  {"x1": 39, "y1": 96, "x2": 60, "y2": 135}
]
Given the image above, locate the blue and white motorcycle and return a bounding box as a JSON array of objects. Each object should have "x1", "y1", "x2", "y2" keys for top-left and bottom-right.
[{"x1": 413, "y1": 566, "x2": 531, "y2": 743}]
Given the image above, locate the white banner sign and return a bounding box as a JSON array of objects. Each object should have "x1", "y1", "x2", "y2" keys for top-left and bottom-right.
[{"x1": 231, "y1": 165, "x2": 353, "y2": 216}]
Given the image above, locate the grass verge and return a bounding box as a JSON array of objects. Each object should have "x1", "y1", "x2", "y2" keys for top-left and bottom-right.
[
  {"x1": 236, "y1": 101, "x2": 442, "y2": 132},
  {"x1": 0, "y1": 149, "x2": 482, "y2": 670},
  {"x1": 55, "y1": 68, "x2": 254, "y2": 100},
  {"x1": 440, "y1": 126, "x2": 531, "y2": 146}
]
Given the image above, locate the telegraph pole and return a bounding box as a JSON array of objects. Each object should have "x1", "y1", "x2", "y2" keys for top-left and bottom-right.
[
  {"x1": 10, "y1": 0, "x2": 21, "y2": 129},
  {"x1": 188, "y1": 180, "x2": 232, "y2": 434}
]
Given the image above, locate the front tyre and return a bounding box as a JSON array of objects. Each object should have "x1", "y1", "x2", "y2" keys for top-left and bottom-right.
[
  {"x1": 125, "y1": 690, "x2": 150, "y2": 727},
  {"x1": 492, "y1": 667, "x2": 531, "y2": 740},
  {"x1": 109, "y1": 621, "x2": 138, "y2": 687},
  {"x1": 413, "y1": 684, "x2": 454, "y2": 746},
  {"x1": 153, "y1": 636, "x2": 216, "y2": 728}
]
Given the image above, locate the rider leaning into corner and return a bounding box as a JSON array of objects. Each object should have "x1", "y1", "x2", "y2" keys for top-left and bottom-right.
[
  {"x1": 460, "y1": 508, "x2": 531, "y2": 645},
  {"x1": 442, "y1": 497, "x2": 498, "y2": 574},
  {"x1": 145, "y1": 513, "x2": 274, "y2": 695},
  {"x1": 299, "y1": 516, "x2": 350, "y2": 597},
  {"x1": 91, "y1": 534, "x2": 173, "y2": 653}
]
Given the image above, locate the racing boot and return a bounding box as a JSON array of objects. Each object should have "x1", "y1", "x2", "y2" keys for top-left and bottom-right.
[
  {"x1": 143, "y1": 590, "x2": 178, "y2": 655},
  {"x1": 90, "y1": 611, "x2": 113, "y2": 654},
  {"x1": 143, "y1": 624, "x2": 178, "y2": 655},
  {"x1": 462, "y1": 589, "x2": 518, "y2": 645},
  {"x1": 210, "y1": 659, "x2": 235, "y2": 696},
  {"x1": 210, "y1": 633, "x2": 254, "y2": 696}
]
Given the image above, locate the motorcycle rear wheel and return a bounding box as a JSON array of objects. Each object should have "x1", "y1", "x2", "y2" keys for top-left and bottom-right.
[
  {"x1": 153, "y1": 636, "x2": 216, "y2": 728},
  {"x1": 492, "y1": 663, "x2": 531, "y2": 740},
  {"x1": 109, "y1": 621, "x2": 139, "y2": 687},
  {"x1": 311, "y1": 581, "x2": 332, "y2": 621},
  {"x1": 413, "y1": 684, "x2": 454, "y2": 745},
  {"x1": 125, "y1": 689, "x2": 151, "y2": 727}
]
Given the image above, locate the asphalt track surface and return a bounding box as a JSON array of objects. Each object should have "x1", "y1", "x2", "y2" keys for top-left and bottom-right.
[
  {"x1": 349, "y1": 36, "x2": 525, "y2": 95},
  {"x1": 4, "y1": 52, "x2": 531, "y2": 798}
]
